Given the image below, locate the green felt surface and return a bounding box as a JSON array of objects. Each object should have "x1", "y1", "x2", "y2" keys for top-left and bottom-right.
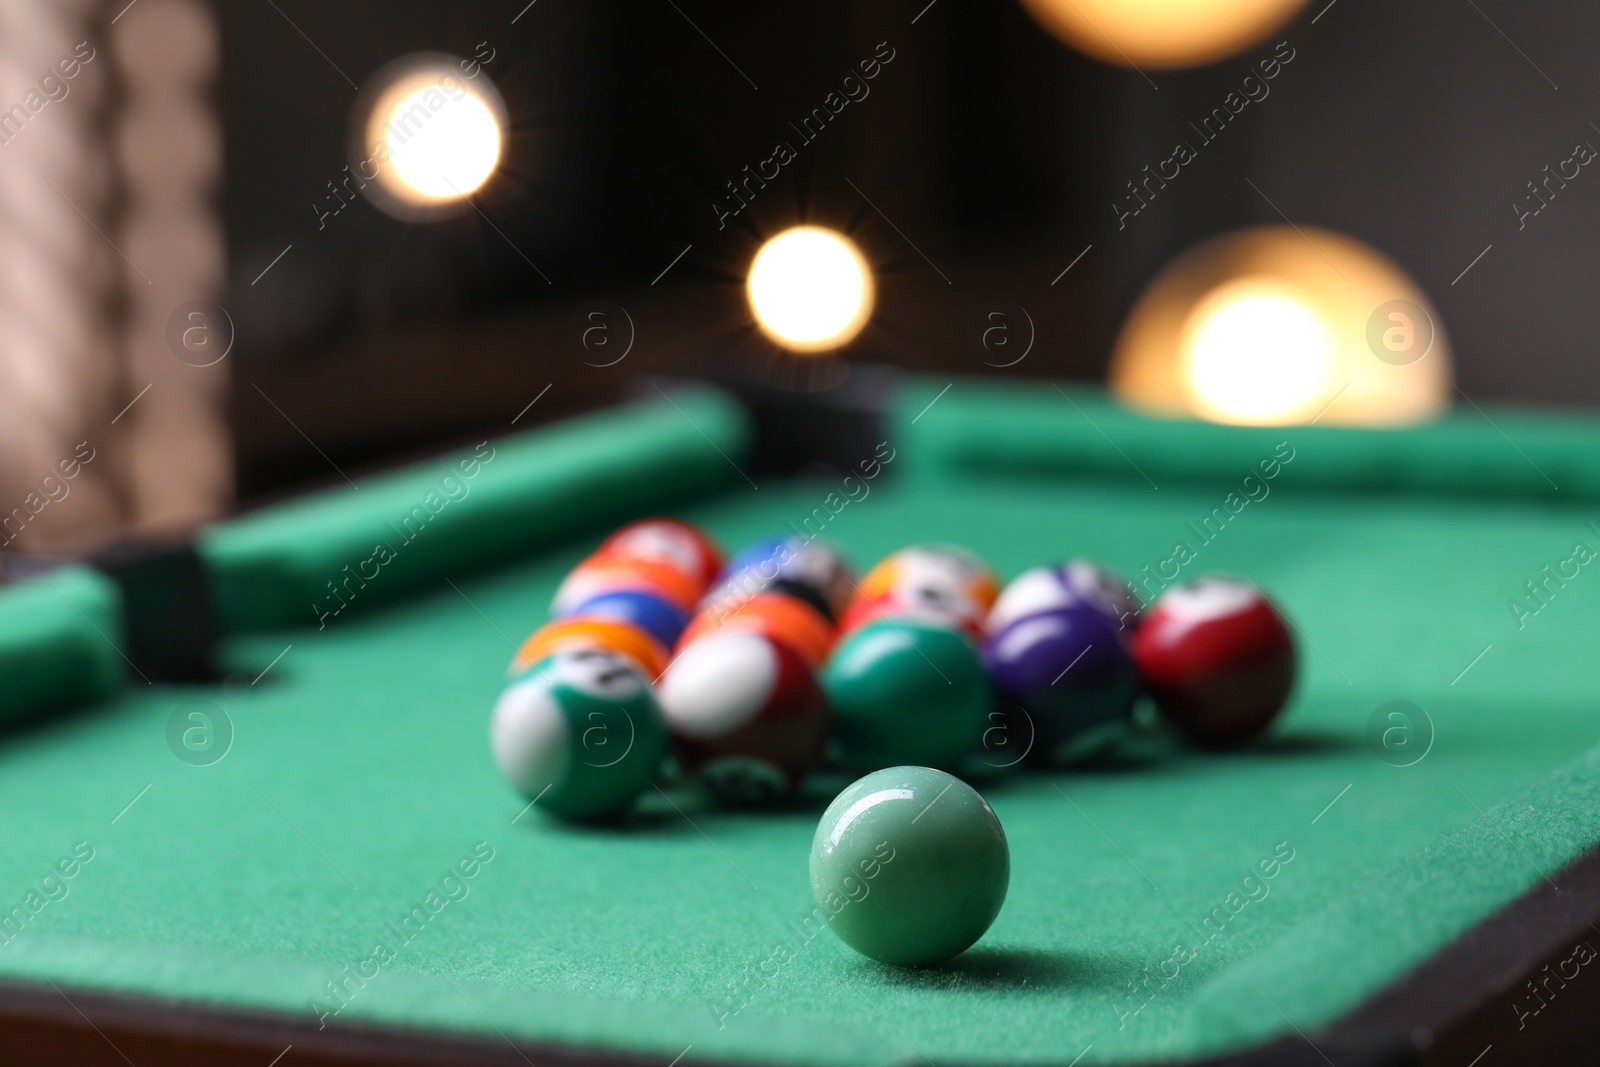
[
  {"x1": 4, "y1": 383, "x2": 1600, "y2": 1066},
  {"x1": 898, "y1": 375, "x2": 1585, "y2": 504},
  {"x1": 0, "y1": 565, "x2": 122, "y2": 725},
  {"x1": 199, "y1": 386, "x2": 749, "y2": 633}
]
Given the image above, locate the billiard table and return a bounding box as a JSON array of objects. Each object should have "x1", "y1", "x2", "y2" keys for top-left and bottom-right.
[{"x1": 3, "y1": 376, "x2": 1599, "y2": 1067}]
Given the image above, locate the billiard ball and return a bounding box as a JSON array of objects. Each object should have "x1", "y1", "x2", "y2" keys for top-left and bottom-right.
[
  {"x1": 822, "y1": 618, "x2": 992, "y2": 770},
  {"x1": 561, "y1": 589, "x2": 690, "y2": 650},
  {"x1": 511, "y1": 617, "x2": 670, "y2": 681},
  {"x1": 836, "y1": 582, "x2": 985, "y2": 643},
  {"x1": 859, "y1": 545, "x2": 1000, "y2": 609},
  {"x1": 490, "y1": 649, "x2": 669, "y2": 821},
  {"x1": 655, "y1": 631, "x2": 830, "y2": 804},
  {"x1": 845, "y1": 545, "x2": 999, "y2": 638},
  {"x1": 595, "y1": 518, "x2": 723, "y2": 590},
  {"x1": 1130, "y1": 576, "x2": 1296, "y2": 744},
  {"x1": 986, "y1": 560, "x2": 1141, "y2": 635},
  {"x1": 676, "y1": 590, "x2": 835, "y2": 668},
  {"x1": 981, "y1": 604, "x2": 1140, "y2": 763},
  {"x1": 551, "y1": 556, "x2": 703, "y2": 615},
  {"x1": 707, "y1": 535, "x2": 855, "y2": 620},
  {"x1": 810, "y1": 766, "x2": 1008, "y2": 965}
]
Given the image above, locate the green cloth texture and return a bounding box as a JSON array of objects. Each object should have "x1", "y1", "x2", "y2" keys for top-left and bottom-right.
[
  {"x1": 199, "y1": 386, "x2": 751, "y2": 633},
  {"x1": 895, "y1": 376, "x2": 1584, "y2": 503},
  {"x1": 3, "y1": 380, "x2": 1600, "y2": 1065},
  {"x1": 0, "y1": 565, "x2": 121, "y2": 725}
]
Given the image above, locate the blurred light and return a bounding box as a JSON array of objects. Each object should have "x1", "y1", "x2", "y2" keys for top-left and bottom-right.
[
  {"x1": 747, "y1": 227, "x2": 873, "y2": 353},
  {"x1": 1182, "y1": 278, "x2": 1333, "y2": 424},
  {"x1": 375, "y1": 84, "x2": 499, "y2": 199},
  {"x1": 352, "y1": 54, "x2": 506, "y2": 219},
  {"x1": 1016, "y1": 0, "x2": 1308, "y2": 69},
  {"x1": 1111, "y1": 226, "x2": 1452, "y2": 427}
]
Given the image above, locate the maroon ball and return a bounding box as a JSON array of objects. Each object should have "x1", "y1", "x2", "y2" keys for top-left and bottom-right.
[
  {"x1": 1130, "y1": 576, "x2": 1295, "y2": 744},
  {"x1": 654, "y1": 631, "x2": 830, "y2": 804}
]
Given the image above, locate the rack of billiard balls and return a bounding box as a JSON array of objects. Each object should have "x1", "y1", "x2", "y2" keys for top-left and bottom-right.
[{"x1": 490, "y1": 518, "x2": 1297, "y2": 964}]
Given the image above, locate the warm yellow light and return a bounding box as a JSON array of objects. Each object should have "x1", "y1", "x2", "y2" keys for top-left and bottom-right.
[
  {"x1": 378, "y1": 85, "x2": 499, "y2": 199},
  {"x1": 1111, "y1": 226, "x2": 1452, "y2": 428},
  {"x1": 1016, "y1": 0, "x2": 1308, "y2": 69},
  {"x1": 354, "y1": 55, "x2": 506, "y2": 217},
  {"x1": 747, "y1": 227, "x2": 874, "y2": 353},
  {"x1": 1181, "y1": 278, "x2": 1334, "y2": 424}
]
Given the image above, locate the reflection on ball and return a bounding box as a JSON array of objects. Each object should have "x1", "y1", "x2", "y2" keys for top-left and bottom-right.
[
  {"x1": 1016, "y1": 0, "x2": 1309, "y2": 70},
  {"x1": 747, "y1": 227, "x2": 874, "y2": 353},
  {"x1": 1111, "y1": 225, "x2": 1452, "y2": 428}
]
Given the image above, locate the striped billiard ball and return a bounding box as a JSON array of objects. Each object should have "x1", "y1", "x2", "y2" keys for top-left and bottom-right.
[
  {"x1": 561, "y1": 589, "x2": 691, "y2": 650},
  {"x1": 490, "y1": 649, "x2": 669, "y2": 821},
  {"x1": 676, "y1": 590, "x2": 835, "y2": 668},
  {"x1": 986, "y1": 560, "x2": 1141, "y2": 636},
  {"x1": 594, "y1": 518, "x2": 723, "y2": 590},
  {"x1": 1130, "y1": 576, "x2": 1296, "y2": 744},
  {"x1": 981, "y1": 603, "x2": 1140, "y2": 763}
]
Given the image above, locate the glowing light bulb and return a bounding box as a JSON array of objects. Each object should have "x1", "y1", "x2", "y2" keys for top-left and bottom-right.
[
  {"x1": 1181, "y1": 278, "x2": 1334, "y2": 425},
  {"x1": 353, "y1": 54, "x2": 506, "y2": 218},
  {"x1": 1110, "y1": 225, "x2": 1453, "y2": 428},
  {"x1": 379, "y1": 86, "x2": 500, "y2": 199},
  {"x1": 1016, "y1": 0, "x2": 1308, "y2": 69},
  {"x1": 746, "y1": 227, "x2": 873, "y2": 353}
]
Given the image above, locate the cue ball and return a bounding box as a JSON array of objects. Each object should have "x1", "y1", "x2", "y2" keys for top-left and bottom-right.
[
  {"x1": 655, "y1": 630, "x2": 830, "y2": 804},
  {"x1": 490, "y1": 649, "x2": 669, "y2": 821},
  {"x1": 981, "y1": 604, "x2": 1140, "y2": 763},
  {"x1": 1130, "y1": 576, "x2": 1296, "y2": 744},
  {"x1": 822, "y1": 618, "x2": 992, "y2": 771},
  {"x1": 810, "y1": 766, "x2": 1008, "y2": 966}
]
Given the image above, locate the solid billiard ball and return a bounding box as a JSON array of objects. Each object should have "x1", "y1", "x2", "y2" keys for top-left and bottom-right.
[
  {"x1": 981, "y1": 603, "x2": 1140, "y2": 763},
  {"x1": 810, "y1": 766, "x2": 1008, "y2": 965},
  {"x1": 551, "y1": 556, "x2": 703, "y2": 615},
  {"x1": 707, "y1": 535, "x2": 855, "y2": 619},
  {"x1": 986, "y1": 559, "x2": 1141, "y2": 636},
  {"x1": 676, "y1": 591, "x2": 835, "y2": 668},
  {"x1": 490, "y1": 649, "x2": 669, "y2": 821},
  {"x1": 595, "y1": 518, "x2": 723, "y2": 590},
  {"x1": 655, "y1": 631, "x2": 830, "y2": 804},
  {"x1": 561, "y1": 589, "x2": 690, "y2": 650},
  {"x1": 510, "y1": 617, "x2": 670, "y2": 681},
  {"x1": 822, "y1": 618, "x2": 992, "y2": 770},
  {"x1": 1130, "y1": 576, "x2": 1296, "y2": 744}
]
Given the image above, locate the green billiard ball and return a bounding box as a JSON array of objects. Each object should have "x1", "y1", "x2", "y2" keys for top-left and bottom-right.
[
  {"x1": 822, "y1": 619, "x2": 992, "y2": 770},
  {"x1": 490, "y1": 649, "x2": 669, "y2": 821},
  {"x1": 810, "y1": 766, "x2": 1008, "y2": 966}
]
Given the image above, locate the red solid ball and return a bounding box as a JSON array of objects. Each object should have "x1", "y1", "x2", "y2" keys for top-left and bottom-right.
[{"x1": 1130, "y1": 576, "x2": 1295, "y2": 745}]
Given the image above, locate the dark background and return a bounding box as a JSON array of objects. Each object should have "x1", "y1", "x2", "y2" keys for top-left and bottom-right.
[{"x1": 216, "y1": 0, "x2": 1600, "y2": 501}]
